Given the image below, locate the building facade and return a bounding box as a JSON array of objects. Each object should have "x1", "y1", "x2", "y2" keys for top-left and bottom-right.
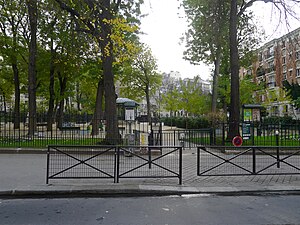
[{"x1": 242, "y1": 27, "x2": 300, "y2": 119}]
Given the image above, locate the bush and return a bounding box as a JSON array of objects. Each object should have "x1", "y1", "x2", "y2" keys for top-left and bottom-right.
[
  {"x1": 262, "y1": 116, "x2": 294, "y2": 125},
  {"x1": 161, "y1": 116, "x2": 210, "y2": 129}
]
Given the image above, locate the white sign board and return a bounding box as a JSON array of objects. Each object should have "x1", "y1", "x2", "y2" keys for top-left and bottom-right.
[{"x1": 125, "y1": 109, "x2": 135, "y2": 121}]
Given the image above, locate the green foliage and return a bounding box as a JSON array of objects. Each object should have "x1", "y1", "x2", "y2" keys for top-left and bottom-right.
[
  {"x1": 262, "y1": 116, "x2": 295, "y2": 125},
  {"x1": 177, "y1": 76, "x2": 211, "y2": 116},
  {"x1": 182, "y1": 0, "x2": 230, "y2": 64},
  {"x1": 283, "y1": 80, "x2": 300, "y2": 109},
  {"x1": 162, "y1": 116, "x2": 210, "y2": 129},
  {"x1": 161, "y1": 88, "x2": 180, "y2": 115},
  {"x1": 119, "y1": 43, "x2": 162, "y2": 101}
]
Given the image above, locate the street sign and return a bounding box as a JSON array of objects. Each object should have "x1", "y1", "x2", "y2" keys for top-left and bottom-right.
[
  {"x1": 242, "y1": 123, "x2": 251, "y2": 140},
  {"x1": 232, "y1": 136, "x2": 243, "y2": 147}
]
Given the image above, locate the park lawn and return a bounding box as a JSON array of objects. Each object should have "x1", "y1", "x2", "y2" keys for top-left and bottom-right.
[{"x1": 0, "y1": 137, "x2": 103, "y2": 148}]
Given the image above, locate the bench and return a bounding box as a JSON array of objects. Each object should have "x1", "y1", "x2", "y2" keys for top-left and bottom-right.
[
  {"x1": 37, "y1": 123, "x2": 47, "y2": 128},
  {"x1": 59, "y1": 126, "x2": 80, "y2": 134}
]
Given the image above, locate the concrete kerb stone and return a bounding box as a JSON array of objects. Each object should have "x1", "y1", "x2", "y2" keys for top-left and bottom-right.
[
  {"x1": 0, "y1": 148, "x2": 47, "y2": 154},
  {"x1": 1, "y1": 184, "x2": 300, "y2": 198}
]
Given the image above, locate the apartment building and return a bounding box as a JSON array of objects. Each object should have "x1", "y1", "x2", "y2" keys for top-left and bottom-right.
[{"x1": 242, "y1": 27, "x2": 300, "y2": 119}]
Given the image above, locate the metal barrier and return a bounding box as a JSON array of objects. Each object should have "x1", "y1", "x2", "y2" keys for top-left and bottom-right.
[
  {"x1": 117, "y1": 146, "x2": 182, "y2": 184},
  {"x1": 46, "y1": 145, "x2": 117, "y2": 184},
  {"x1": 197, "y1": 146, "x2": 300, "y2": 176},
  {"x1": 47, "y1": 145, "x2": 182, "y2": 185}
]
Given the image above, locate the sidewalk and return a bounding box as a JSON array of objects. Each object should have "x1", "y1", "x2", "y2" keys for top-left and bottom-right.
[{"x1": 1, "y1": 149, "x2": 300, "y2": 198}]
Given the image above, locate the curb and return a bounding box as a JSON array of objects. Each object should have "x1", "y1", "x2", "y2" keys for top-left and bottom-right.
[
  {"x1": 0, "y1": 149, "x2": 47, "y2": 154},
  {"x1": 1, "y1": 186, "x2": 300, "y2": 198}
]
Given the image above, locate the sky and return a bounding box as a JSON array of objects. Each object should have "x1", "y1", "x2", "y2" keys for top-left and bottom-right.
[{"x1": 139, "y1": 0, "x2": 300, "y2": 80}]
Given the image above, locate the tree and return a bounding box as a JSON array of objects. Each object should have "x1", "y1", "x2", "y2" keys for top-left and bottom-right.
[
  {"x1": 0, "y1": 57, "x2": 14, "y2": 114},
  {"x1": 228, "y1": 0, "x2": 300, "y2": 139},
  {"x1": 120, "y1": 44, "x2": 162, "y2": 123},
  {"x1": 161, "y1": 89, "x2": 180, "y2": 118},
  {"x1": 54, "y1": 0, "x2": 142, "y2": 143},
  {"x1": 26, "y1": 0, "x2": 38, "y2": 136},
  {"x1": 228, "y1": 0, "x2": 240, "y2": 138},
  {"x1": 182, "y1": 0, "x2": 262, "y2": 118},
  {"x1": 0, "y1": 0, "x2": 27, "y2": 129},
  {"x1": 283, "y1": 80, "x2": 300, "y2": 117},
  {"x1": 177, "y1": 77, "x2": 211, "y2": 127},
  {"x1": 183, "y1": 0, "x2": 229, "y2": 114}
]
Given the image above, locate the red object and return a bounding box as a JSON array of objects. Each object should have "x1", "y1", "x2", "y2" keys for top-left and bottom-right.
[{"x1": 232, "y1": 136, "x2": 243, "y2": 147}]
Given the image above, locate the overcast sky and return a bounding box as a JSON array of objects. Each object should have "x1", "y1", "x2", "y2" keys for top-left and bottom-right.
[{"x1": 139, "y1": 0, "x2": 300, "y2": 80}]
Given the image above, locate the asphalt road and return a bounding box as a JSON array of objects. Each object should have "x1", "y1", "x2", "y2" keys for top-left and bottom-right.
[{"x1": 1, "y1": 194, "x2": 300, "y2": 225}]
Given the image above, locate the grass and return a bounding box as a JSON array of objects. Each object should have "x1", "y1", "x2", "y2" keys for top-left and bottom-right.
[{"x1": 0, "y1": 137, "x2": 103, "y2": 148}]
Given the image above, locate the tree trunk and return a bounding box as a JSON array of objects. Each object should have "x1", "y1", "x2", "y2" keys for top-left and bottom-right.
[
  {"x1": 228, "y1": 0, "x2": 240, "y2": 140},
  {"x1": 146, "y1": 85, "x2": 152, "y2": 124},
  {"x1": 75, "y1": 82, "x2": 81, "y2": 111},
  {"x1": 27, "y1": 0, "x2": 38, "y2": 136},
  {"x1": 47, "y1": 48, "x2": 55, "y2": 131},
  {"x1": 91, "y1": 78, "x2": 104, "y2": 136},
  {"x1": 12, "y1": 62, "x2": 20, "y2": 129},
  {"x1": 99, "y1": 0, "x2": 119, "y2": 144},
  {"x1": 211, "y1": 52, "x2": 221, "y2": 113},
  {"x1": 57, "y1": 72, "x2": 67, "y2": 129}
]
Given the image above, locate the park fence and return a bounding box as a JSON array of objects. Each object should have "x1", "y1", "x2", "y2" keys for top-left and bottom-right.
[{"x1": 1, "y1": 112, "x2": 300, "y2": 148}]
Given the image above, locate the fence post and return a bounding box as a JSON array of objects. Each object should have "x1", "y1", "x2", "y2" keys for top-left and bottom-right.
[
  {"x1": 179, "y1": 147, "x2": 182, "y2": 185},
  {"x1": 275, "y1": 130, "x2": 280, "y2": 168},
  {"x1": 252, "y1": 147, "x2": 256, "y2": 175},
  {"x1": 148, "y1": 147, "x2": 152, "y2": 169},
  {"x1": 174, "y1": 130, "x2": 176, "y2": 146},
  {"x1": 46, "y1": 146, "x2": 50, "y2": 184},
  {"x1": 197, "y1": 147, "x2": 200, "y2": 176},
  {"x1": 209, "y1": 129, "x2": 213, "y2": 145},
  {"x1": 251, "y1": 122, "x2": 255, "y2": 146},
  {"x1": 222, "y1": 123, "x2": 225, "y2": 146},
  {"x1": 114, "y1": 146, "x2": 119, "y2": 183},
  {"x1": 116, "y1": 147, "x2": 120, "y2": 183}
]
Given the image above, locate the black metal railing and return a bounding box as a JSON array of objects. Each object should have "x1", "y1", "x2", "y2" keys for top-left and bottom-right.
[
  {"x1": 197, "y1": 146, "x2": 300, "y2": 176},
  {"x1": 116, "y1": 146, "x2": 182, "y2": 184},
  {"x1": 1, "y1": 111, "x2": 300, "y2": 148},
  {"x1": 47, "y1": 145, "x2": 183, "y2": 184},
  {"x1": 46, "y1": 145, "x2": 117, "y2": 184}
]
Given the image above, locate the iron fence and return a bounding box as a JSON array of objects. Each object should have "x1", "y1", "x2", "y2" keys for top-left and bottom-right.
[
  {"x1": 197, "y1": 146, "x2": 300, "y2": 176},
  {"x1": 47, "y1": 145, "x2": 183, "y2": 184},
  {"x1": 1, "y1": 112, "x2": 300, "y2": 148}
]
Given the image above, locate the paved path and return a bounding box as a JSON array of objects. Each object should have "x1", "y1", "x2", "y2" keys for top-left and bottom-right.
[{"x1": 1, "y1": 148, "x2": 300, "y2": 197}]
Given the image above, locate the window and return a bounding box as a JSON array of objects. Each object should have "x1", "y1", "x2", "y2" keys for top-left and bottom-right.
[
  {"x1": 258, "y1": 52, "x2": 263, "y2": 61},
  {"x1": 283, "y1": 72, "x2": 287, "y2": 80},
  {"x1": 297, "y1": 68, "x2": 300, "y2": 77},
  {"x1": 267, "y1": 61, "x2": 275, "y2": 73},
  {"x1": 283, "y1": 65, "x2": 287, "y2": 73},
  {"x1": 282, "y1": 56, "x2": 286, "y2": 64},
  {"x1": 268, "y1": 75, "x2": 276, "y2": 88},
  {"x1": 282, "y1": 49, "x2": 286, "y2": 56},
  {"x1": 296, "y1": 51, "x2": 300, "y2": 60},
  {"x1": 267, "y1": 46, "x2": 274, "y2": 58},
  {"x1": 282, "y1": 40, "x2": 286, "y2": 48}
]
